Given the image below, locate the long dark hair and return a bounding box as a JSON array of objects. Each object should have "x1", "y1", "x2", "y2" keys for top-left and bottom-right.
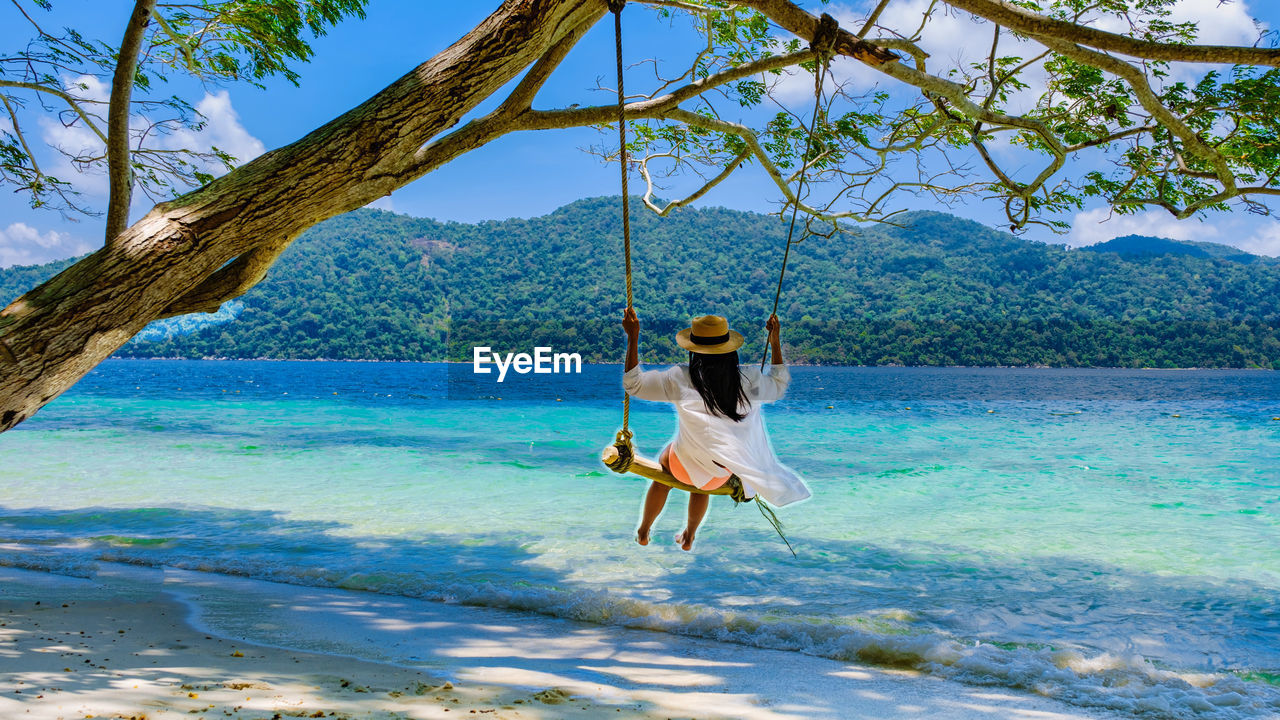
[{"x1": 689, "y1": 351, "x2": 749, "y2": 422}]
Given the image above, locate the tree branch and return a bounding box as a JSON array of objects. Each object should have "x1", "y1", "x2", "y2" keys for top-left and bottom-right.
[
  {"x1": 874, "y1": 53, "x2": 1066, "y2": 188},
  {"x1": 106, "y1": 0, "x2": 158, "y2": 245},
  {"x1": 497, "y1": 11, "x2": 587, "y2": 113},
  {"x1": 1035, "y1": 36, "x2": 1236, "y2": 192},
  {"x1": 718, "y1": 0, "x2": 1074, "y2": 208},
  {"x1": 158, "y1": 243, "x2": 286, "y2": 317},
  {"x1": 660, "y1": 107, "x2": 869, "y2": 221},
  {"x1": 943, "y1": 0, "x2": 1280, "y2": 67},
  {"x1": 151, "y1": 12, "x2": 200, "y2": 75},
  {"x1": 520, "y1": 48, "x2": 817, "y2": 129},
  {"x1": 639, "y1": 146, "x2": 752, "y2": 215},
  {"x1": 858, "y1": 0, "x2": 893, "y2": 39},
  {"x1": 408, "y1": 44, "x2": 819, "y2": 186},
  {"x1": 735, "y1": 0, "x2": 901, "y2": 66},
  {"x1": 1, "y1": 94, "x2": 41, "y2": 177},
  {"x1": 635, "y1": 0, "x2": 719, "y2": 13},
  {"x1": 0, "y1": 80, "x2": 108, "y2": 143},
  {"x1": 1064, "y1": 124, "x2": 1156, "y2": 153},
  {"x1": 401, "y1": 5, "x2": 607, "y2": 182}
]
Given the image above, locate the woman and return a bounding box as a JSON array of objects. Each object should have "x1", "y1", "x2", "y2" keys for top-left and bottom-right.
[{"x1": 622, "y1": 308, "x2": 809, "y2": 550}]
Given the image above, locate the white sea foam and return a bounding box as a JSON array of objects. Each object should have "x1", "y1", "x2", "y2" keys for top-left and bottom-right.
[
  {"x1": 5, "y1": 363, "x2": 1280, "y2": 720},
  {"x1": 5, "y1": 549, "x2": 1277, "y2": 720},
  {"x1": 0, "y1": 546, "x2": 96, "y2": 578}
]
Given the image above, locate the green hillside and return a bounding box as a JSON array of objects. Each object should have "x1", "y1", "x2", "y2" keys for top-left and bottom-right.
[{"x1": 4, "y1": 197, "x2": 1279, "y2": 367}]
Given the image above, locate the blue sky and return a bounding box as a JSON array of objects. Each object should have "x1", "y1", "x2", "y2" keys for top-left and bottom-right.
[{"x1": 2, "y1": 1, "x2": 1280, "y2": 267}]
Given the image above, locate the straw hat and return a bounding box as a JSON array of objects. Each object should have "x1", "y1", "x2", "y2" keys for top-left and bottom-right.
[{"x1": 676, "y1": 315, "x2": 744, "y2": 354}]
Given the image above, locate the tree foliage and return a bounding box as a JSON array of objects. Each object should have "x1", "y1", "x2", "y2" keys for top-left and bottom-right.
[
  {"x1": 1, "y1": 0, "x2": 366, "y2": 224},
  {"x1": 606, "y1": 0, "x2": 1280, "y2": 232},
  {"x1": 6, "y1": 0, "x2": 1280, "y2": 234}
]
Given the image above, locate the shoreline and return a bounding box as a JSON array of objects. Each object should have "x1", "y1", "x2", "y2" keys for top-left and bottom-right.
[{"x1": 0, "y1": 564, "x2": 1117, "y2": 720}]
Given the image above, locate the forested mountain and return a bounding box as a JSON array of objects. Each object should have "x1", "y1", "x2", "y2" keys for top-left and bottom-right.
[
  {"x1": 1080, "y1": 235, "x2": 1270, "y2": 263},
  {"x1": 3, "y1": 197, "x2": 1279, "y2": 367}
]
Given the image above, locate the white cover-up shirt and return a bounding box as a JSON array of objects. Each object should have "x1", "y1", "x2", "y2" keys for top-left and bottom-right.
[{"x1": 622, "y1": 363, "x2": 810, "y2": 507}]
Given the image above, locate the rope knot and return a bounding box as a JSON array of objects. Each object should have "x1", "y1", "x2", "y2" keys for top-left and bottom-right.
[
  {"x1": 810, "y1": 13, "x2": 841, "y2": 62},
  {"x1": 605, "y1": 429, "x2": 635, "y2": 473},
  {"x1": 606, "y1": 0, "x2": 625, "y2": 14}
]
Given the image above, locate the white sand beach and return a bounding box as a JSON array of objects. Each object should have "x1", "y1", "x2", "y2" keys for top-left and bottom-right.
[{"x1": 0, "y1": 564, "x2": 1118, "y2": 720}]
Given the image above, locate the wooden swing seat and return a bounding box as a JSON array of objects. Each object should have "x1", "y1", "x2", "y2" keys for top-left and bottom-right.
[{"x1": 600, "y1": 444, "x2": 741, "y2": 497}]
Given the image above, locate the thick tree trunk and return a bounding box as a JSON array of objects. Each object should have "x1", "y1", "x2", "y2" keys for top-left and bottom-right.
[{"x1": 0, "y1": 0, "x2": 601, "y2": 432}]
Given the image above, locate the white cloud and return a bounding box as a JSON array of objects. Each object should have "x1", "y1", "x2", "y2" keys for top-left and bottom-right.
[
  {"x1": 1094, "y1": 0, "x2": 1268, "y2": 85},
  {"x1": 1236, "y1": 221, "x2": 1280, "y2": 257},
  {"x1": 36, "y1": 82, "x2": 264, "y2": 200},
  {"x1": 828, "y1": 0, "x2": 1267, "y2": 102},
  {"x1": 1166, "y1": 0, "x2": 1262, "y2": 46},
  {"x1": 37, "y1": 75, "x2": 111, "y2": 195},
  {"x1": 159, "y1": 90, "x2": 265, "y2": 169},
  {"x1": 0, "y1": 223, "x2": 94, "y2": 268},
  {"x1": 65, "y1": 74, "x2": 111, "y2": 102},
  {"x1": 1066, "y1": 207, "x2": 1220, "y2": 247}
]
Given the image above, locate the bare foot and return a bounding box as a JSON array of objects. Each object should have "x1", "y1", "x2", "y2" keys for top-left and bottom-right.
[
  {"x1": 636, "y1": 527, "x2": 651, "y2": 546},
  {"x1": 675, "y1": 529, "x2": 695, "y2": 551}
]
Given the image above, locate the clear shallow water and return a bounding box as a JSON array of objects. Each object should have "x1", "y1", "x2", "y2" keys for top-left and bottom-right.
[{"x1": 2, "y1": 360, "x2": 1279, "y2": 718}]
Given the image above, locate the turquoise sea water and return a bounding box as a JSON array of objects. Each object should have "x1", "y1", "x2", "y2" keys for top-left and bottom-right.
[{"x1": 2, "y1": 360, "x2": 1278, "y2": 718}]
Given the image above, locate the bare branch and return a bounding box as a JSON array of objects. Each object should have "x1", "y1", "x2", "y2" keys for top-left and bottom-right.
[
  {"x1": 858, "y1": 0, "x2": 893, "y2": 39},
  {"x1": 640, "y1": 146, "x2": 752, "y2": 215},
  {"x1": 982, "y1": 25, "x2": 1000, "y2": 111},
  {"x1": 873, "y1": 55, "x2": 1067, "y2": 187},
  {"x1": 522, "y1": 48, "x2": 816, "y2": 129},
  {"x1": 106, "y1": 0, "x2": 158, "y2": 244},
  {"x1": 1, "y1": 95, "x2": 41, "y2": 176},
  {"x1": 151, "y1": 13, "x2": 199, "y2": 75},
  {"x1": 1063, "y1": 125, "x2": 1156, "y2": 153},
  {"x1": 970, "y1": 124, "x2": 1019, "y2": 190},
  {"x1": 0, "y1": 81, "x2": 108, "y2": 143},
  {"x1": 661, "y1": 107, "x2": 870, "y2": 222},
  {"x1": 906, "y1": 0, "x2": 940, "y2": 44},
  {"x1": 635, "y1": 0, "x2": 724, "y2": 14}
]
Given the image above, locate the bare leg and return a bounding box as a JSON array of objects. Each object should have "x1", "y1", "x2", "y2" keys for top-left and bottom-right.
[
  {"x1": 677, "y1": 493, "x2": 709, "y2": 551},
  {"x1": 637, "y1": 480, "x2": 672, "y2": 546}
]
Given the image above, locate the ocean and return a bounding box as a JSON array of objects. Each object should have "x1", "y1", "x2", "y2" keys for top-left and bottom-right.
[{"x1": 2, "y1": 359, "x2": 1278, "y2": 718}]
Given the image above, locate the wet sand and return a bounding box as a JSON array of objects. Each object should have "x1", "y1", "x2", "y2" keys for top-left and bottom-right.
[{"x1": 0, "y1": 565, "x2": 1117, "y2": 719}]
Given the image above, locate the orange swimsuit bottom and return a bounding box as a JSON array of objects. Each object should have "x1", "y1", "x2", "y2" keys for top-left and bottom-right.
[{"x1": 664, "y1": 445, "x2": 732, "y2": 491}]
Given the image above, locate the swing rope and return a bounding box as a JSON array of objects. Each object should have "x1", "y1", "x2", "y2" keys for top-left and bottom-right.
[
  {"x1": 609, "y1": 0, "x2": 636, "y2": 471},
  {"x1": 603, "y1": 4, "x2": 839, "y2": 558},
  {"x1": 762, "y1": 13, "x2": 839, "y2": 370}
]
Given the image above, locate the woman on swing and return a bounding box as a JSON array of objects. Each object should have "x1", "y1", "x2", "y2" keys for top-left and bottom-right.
[{"x1": 622, "y1": 308, "x2": 810, "y2": 550}]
